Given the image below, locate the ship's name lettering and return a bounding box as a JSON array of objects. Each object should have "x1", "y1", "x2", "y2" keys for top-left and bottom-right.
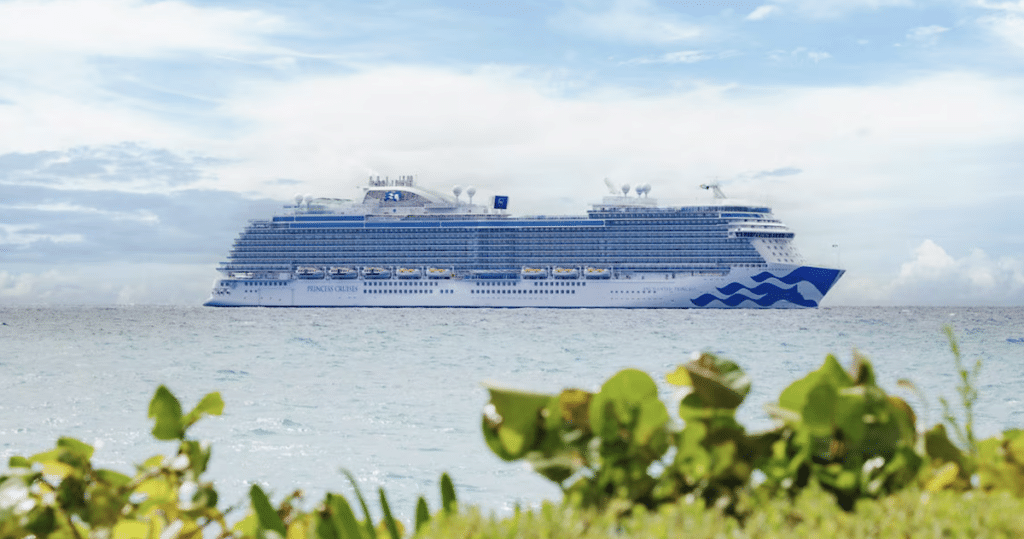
[{"x1": 307, "y1": 285, "x2": 358, "y2": 293}]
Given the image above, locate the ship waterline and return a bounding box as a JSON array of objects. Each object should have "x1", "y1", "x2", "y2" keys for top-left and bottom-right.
[{"x1": 205, "y1": 178, "x2": 844, "y2": 308}]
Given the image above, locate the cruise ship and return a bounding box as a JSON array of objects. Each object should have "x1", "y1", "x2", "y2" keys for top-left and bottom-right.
[{"x1": 204, "y1": 177, "x2": 844, "y2": 308}]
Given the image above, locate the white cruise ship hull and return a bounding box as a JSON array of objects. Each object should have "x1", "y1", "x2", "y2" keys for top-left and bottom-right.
[{"x1": 204, "y1": 265, "x2": 844, "y2": 309}]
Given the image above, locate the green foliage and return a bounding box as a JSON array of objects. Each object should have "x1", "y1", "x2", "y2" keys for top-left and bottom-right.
[
  {"x1": 0, "y1": 386, "x2": 458, "y2": 539},
  {"x1": 482, "y1": 353, "x2": 775, "y2": 515},
  {"x1": 481, "y1": 332, "x2": 1024, "y2": 518},
  {"x1": 763, "y1": 352, "x2": 921, "y2": 510},
  {"x1": 411, "y1": 487, "x2": 1024, "y2": 539}
]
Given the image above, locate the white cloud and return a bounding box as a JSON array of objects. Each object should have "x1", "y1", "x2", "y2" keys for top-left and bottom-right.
[
  {"x1": 746, "y1": 5, "x2": 781, "y2": 20},
  {"x1": 0, "y1": 224, "x2": 84, "y2": 247},
  {"x1": 974, "y1": 1, "x2": 1024, "y2": 12},
  {"x1": 768, "y1": 47, "x2": 832, "y2": 63},
  {"x1": 623, "y1": 50, "x2": 725, "y2": 64},
  {"x1": 979, "y1": 13, "x2": 1024, "y2": 51},
  {"x1": 889, "y1": 240, "x2": 1024, "y2": 305},
  {"x1": 906, "y1": 25, "x2": 949, "y2": 46},
  {"x1": 0, "y1": 264, "x2": 216, "y2": 304},
  {"x1": 553, "y1": 0, "x2": 705, "y2": 43},
  {"x1": 0, "y1": 203, "x2": 160, "y2": 224},
  {"x1": 824, "y1": 240, "x2": 1024, "y2": 306},
  {"x1": 768, "y1": 0, "x2": 914, "y2": 18},
  {"x1": 0, "y1": 0, "x2": 288, "y2": 57}
]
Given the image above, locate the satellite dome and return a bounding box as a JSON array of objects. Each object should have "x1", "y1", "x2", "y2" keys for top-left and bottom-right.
[
  {"x1": 294, "y1": 194, "x2": 303, "y2": 205},
  {"x1": 452, "y1": 185, "x2": 463, "y2": 198},
  {"x1": 621, "y1": 184, "x2": 630, "y2": 196}
]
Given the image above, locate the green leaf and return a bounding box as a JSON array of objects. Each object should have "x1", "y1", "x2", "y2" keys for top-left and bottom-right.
[
  {"x1": 341, "y1": 469, "x2": 376, "y2": 539},
  {"x1": 683, "y1": 353, "x2": 751, "y2": 409},
  {"x1": 779, "y1": 355, "x2": 853, "y2": 413},
  {"x1": 56, "y1": 437, "x2": 95, "y2": 460},
  {"x1": 834, "y1": 388, "x2": 868, "y2": 445},
  {"x1": 802, "y1": 384, "x2": 837, "y2": 438},
  {"x1": 378, "y1": 488, "x2": 400, "y2": 539},
  {"x1": 94, "y1": 469, "x2": 133, "y2": 487},
  {"x1": 25, "y1": 507, "x2": 57, "y2": 536},
  {"x1": 925, "y1": 424, "x2": 969, "y2": 471},
  {"x1": 7, "y1": 455, "x2": 30, "y2": 468},
  {"x1": 148, "y1": 386, "x2": 184, "y2": 440},
  {"x1": 440, "y1": 472, "x2": 457, "y2": 514},
  {"x1": 589, "y1": 369, "x2": 658, "y2": 435},
  {"x1": 482, "y1": 384, "x2": 553, "y2": 459},
  {"x1": 250, "y1": 484, "x2": 286, "y2": 537},
  {"x1": 183, "y1": 392, "x2": 225, "y2": 428},
  {"x1": 326, "y1": 493, "x2": 364, "y2": 539},
  {"x1": 665, "y1": 365, "x2": 692, "y2": 387},
  {"x1": 634, "y1": 399, "x2": 670, "y2": 447},
  {"x1": 557, "y1": 389, "x2": 592, "y2": 433},
  {"x1": 415, "y1": 496, "x2": 430, "y2": 533}
]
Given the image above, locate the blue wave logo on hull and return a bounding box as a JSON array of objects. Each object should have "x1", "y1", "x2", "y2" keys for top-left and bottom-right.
[{"x1": 692, "y1": 266, "x2": 843, "y2": 308}]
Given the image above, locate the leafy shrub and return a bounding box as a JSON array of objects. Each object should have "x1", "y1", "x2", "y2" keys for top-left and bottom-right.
[
  {"x1": 0, "y1": 387, "x2": 457, "y2": 539},
  {"x1": 480, "y1": 326, "x2": 1024, "y2": 516}
]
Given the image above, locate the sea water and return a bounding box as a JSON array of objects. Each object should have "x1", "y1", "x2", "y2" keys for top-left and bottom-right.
[{"x1": 1, "y1": 306, "x2": 1022, "y2": 518}]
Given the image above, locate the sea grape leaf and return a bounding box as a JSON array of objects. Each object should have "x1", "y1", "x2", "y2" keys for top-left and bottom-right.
[
  {"x1": 1004, "y1": 429, "x2": 1024, "y2": 464},
  {"x1": 56, "y1": 437, "x2": 95, "y2": 461},
  {"x1": 558, "y1": 389, "x2": 592, "y2": 433},
  {"x1": 684, "y1": 353, "x2": 751, "y2": 409},
  {"x1": 802, "y1": 384, "x2": 837, "y2": 438},
  {"x1": 634, "y1": 399, "x2": 670, "y2": 448},
  {"x1": 924, "y1": 462, "x2": 961, "y2": 492},
  {"x1": 183, "y1": 392, "x2": 224, "y2": 428},
  {"x1": 148, "y1": 386, "x2": 184, "y2": 440},
  {"x1": 833, "y1": 389, "x2": 868, "y2": 446},
  {"x1": 112, "y1": 520, "x2": 151, "y2": 539},
  {"x1": 482, "y1": 385, "x2": 553, "y2": 459},
  {"x1": 589, "y1": 369, "x2": 658, "y2": 434},
  {"x1": 848, "y1": 352, "x2": 877, "y2": 386},
  {"x1": 665, "y1": 365, "x2": 692, "y2": 387},
  {"x1": 778, "y1": 354, "x2": 852, "y2": 413},
  {"x1": 94, "y1": 469, "x2": 132, "y2": 487}
]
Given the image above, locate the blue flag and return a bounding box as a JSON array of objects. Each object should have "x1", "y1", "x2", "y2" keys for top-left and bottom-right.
[{"x1": 493, "y1": 196, "x2": 508, "y2": 209}]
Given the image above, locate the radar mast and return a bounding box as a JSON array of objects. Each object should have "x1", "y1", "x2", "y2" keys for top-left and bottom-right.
[{"x1": 700, "y1": 182, "x2": 727, "y2": 199}]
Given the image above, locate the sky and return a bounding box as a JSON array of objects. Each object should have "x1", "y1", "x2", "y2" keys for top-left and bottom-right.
[{"x1": 1, "y1": 0, "x2": 1023, "y2": 306}]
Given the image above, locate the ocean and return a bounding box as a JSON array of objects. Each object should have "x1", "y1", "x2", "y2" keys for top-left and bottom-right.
[{"x1": 1, "y1": 305, "x2": 1022, "y2": 519}]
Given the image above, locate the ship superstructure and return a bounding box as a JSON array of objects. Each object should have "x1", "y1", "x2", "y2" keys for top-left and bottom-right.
[{"x1": 205, "y1": 177, "x2": 843, "y2": 308}]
